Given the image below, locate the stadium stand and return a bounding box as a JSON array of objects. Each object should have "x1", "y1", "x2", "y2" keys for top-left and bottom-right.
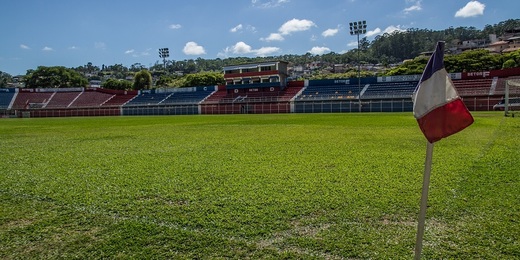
[
  {"x1": 361, "y1": 81, "x2": 417, "y2": 99},
  {"x1": 452, "y1": 78, "x2": 493, "y2": 96},
  {"x1": 3, "y1": 67, "x2": 520, "y2": 118},
  {"x1": 161, "y1": 89, "x2": 214, "y2": 104},
  {"x1": 69, "y1": 90, "x2": 114, "y2": 107},
  {"x1": 101, "y1": 92, "x2": 137, "y2": 107},
  {"x1": 11, "y1": 91, "x2": 53, "y2": 109},
  {"x1": 200, "y1": 82, "x2": 303, "y2": 114},
  {"x1": 297, "y1": 84, "x2": 360, "y2": 101},
  {"x1": 493, "y1": 76, "x2": 520, "y2": 95},
  {"x1": 44, "y1": 91, "x2": 82, "y2": 108},
  {"x1": 124, "y1": 91, "x2": 171, "y2": 106},
  {"x1": 203, "y1": 86, "x2": 228, "y2": 103},
  {"x1": 0, "y1": 88, "x2": 16, "y2": 109}
]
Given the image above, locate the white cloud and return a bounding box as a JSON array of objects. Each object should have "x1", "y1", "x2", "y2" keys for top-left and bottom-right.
[
  {"x1": 141, "y1": 48, "x2": 151, "y2": 56},
  {"x1": 95, "y1": 42, "x2": 106, "y2": 50},
  {"x1": 278, "y1": 18, "x2": 316, "y2": 35},
  {"x1": 255, "y1": 46, "x2": 280, "y2": 56},
  {"x1": 125, "y1": 48, "x2": 151, "y2": 58},
  {"x1": 365, "y1": 25, "x2": 405, "y2": 37},
  {"x1": 20, "y1": 44, "x2": 30, "y2": 50},
  {"x1": 230, "y1": 24, "x2": 243, "y2": 33},
  {"x1": 68, "y1": 46, "x2": 79, "y2": 50},
  {"x1": 322, "y1": 28, "x2": 339, "y2": 37},
  {"x1": 455, "y1": 1, "x2": 485, "y2": 18},
  {"x1": 308, "y1": 46, "x2": 331, "y2": 55},
  {"x1": 183, "y1": 42, "x2": 206, "y2": 55},
  {"x1": 262, "y1": 18, "x2": 315, "y2": 42},
  {"x1": 347, "y1": 41, "x2": 358, "y2": 48},
  {"x1": 219, "y1": 42, "x2": 280, "y2": 57},
  {"x1": 365, "y1": 28, "x2": 382, "y2": 37},
  {"x1": 42, "y1": 46, "x2": 53, "y2": 51},
  {"x1": 232, "y1": 41, "x2": 253, "y2": 54},
  {"x1": 252, "y1": 0, "x2": 289, "y2": 8},
  {"x1": 169, "y1": 24, "x2": 182, "y2": 29},
  {"x1": 261, "y1": 33, "x2": 284, "y2": 42},
  {"x1": 383, "y1": 25, "x2": 405, "y2": 34},
  {"x1": 403, "y1": 0, "x2": 422, "y2": 13},
  {"x1": 230, "y1": 24, "x2": 257, "y2": 34}
]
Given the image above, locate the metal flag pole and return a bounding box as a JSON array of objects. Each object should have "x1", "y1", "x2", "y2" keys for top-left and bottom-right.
[{"x1": 414, "y1": 141, "x2": 434, "y2": 259}]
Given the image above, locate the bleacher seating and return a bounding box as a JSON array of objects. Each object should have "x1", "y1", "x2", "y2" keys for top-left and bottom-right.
[
  {"x1": 161, "y1": 90, "x2": 213, "y2": 104},
  {"x1": 11, "y1": 92, "x2": 53, "y2": 109},
  {"x1": 3, "y1": 68, "x2": 520, "y2": 117},
  {"x1": 297, "y1": 84, "x2": 360, "y2": 100},
  {"x1": 207, "y1": 86, "x2": 302, "y2": 104},
  {"x1": 203, "y1": 88, "x2": 228, "y2": 103},
  {"x1": 124, "y1": 92, "x2": 171, "y2": 106},
  {"x1": 361, "y1": 82, "x2": 417, "y2": 99},
  {"x1": 493, "y1": 76, "x2": 520, "y2": 95},
  {"x1": 281, "y1": 83, "x2": 304, "y2": 101},
  {"x1": 70, "y1": 91, "x2": 114, "y2": 107},
  {"x1": 453, "y1": 78, "x2": 493, "y2": 96},
  {"x1": 45, "y1": 92, "x2": 81, "y2": 108},
  {"x1": 101, "y1": 92, "x2": 136, "y2": 106},
  {"x1": 0, "y1": 89, "x2": 16, "y2": 109}
]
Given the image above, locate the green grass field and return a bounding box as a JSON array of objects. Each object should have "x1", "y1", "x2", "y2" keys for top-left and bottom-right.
[{"x1": 0, "y1": 112, "x2": 518, "y2": 259}]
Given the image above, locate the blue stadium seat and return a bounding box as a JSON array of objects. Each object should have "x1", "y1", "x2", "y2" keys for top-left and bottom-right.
[
  {"x1": 361, "y1": 82, "x2": 417, "y2": 99},
  {"x1": 124, "y1": 92, "x2": 171, "y2": 106},
  {"x1": 298, "y1": 84, "x2": 360, "y2": 100},
  {"x1": 0, "y1": 89, "x2": 16, "y2": 109}
]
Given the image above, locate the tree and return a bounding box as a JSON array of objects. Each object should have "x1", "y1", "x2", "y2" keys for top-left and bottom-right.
[
  {"x1": 503, "y1": 59, "x2": 516, "y2": 69},
  {"x1": 130, "y1": 63, "x2": 146, "y2": 72},
  {"x1": 0, "y1": 71, "x2": 12, "y2": 87},
  {"x1": 156, "y1": 75, "x2": 178, "y2": 87},
  {"x1": 182, "y1": 72, "x2": 224, "y2": 87},
  {"x1": 133, "y1": 70, "x2": 152, "y2": 90},
  {"x1": 102, "y1": 78, "x2": 132, "y2": 90},
  {"x1": 24, "y1": 66, "x2": 88, "y2": 88}
]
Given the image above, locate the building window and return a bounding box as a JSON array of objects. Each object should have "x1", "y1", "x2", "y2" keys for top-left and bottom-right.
[
  {"x1": 261, "y1": 66, "x2": 274, "y2": 71},
  {"x1": 242, "y1": 68, "x2": 257, "y2": 73},
  {"x1": 225, "y1": 69, "x2": 240, "y2": 74}
]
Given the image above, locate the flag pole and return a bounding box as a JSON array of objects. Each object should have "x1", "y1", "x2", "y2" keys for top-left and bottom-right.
[{"x1": 414, "y1": 141, "x2": 434, "y2": 259}]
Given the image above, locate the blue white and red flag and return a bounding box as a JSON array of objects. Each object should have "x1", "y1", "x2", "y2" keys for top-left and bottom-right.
[{"x1": 413, "y1": 41, "x2": 474, "y2": 143}]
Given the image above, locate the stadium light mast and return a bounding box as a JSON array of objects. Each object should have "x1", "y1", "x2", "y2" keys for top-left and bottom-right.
[
  {"x1": 350, "y1": 20, "x2": 367, "y2": 112},
  {"x1": 158, "y1": 48, "x2": 170, "y2": 70}
]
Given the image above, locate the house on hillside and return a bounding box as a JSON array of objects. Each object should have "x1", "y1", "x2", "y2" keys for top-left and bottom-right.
[
  {"x1": 503, "y1": 36, "x2": 520, "y2": 53},
  {"x1": 457, "y1": 38, "x2": 489, "y2": 51},
  {"x1": 487, "y1": 36, "x2": 520, "y2": 53}
]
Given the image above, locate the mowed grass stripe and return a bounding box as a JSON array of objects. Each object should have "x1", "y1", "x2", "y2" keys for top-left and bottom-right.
[{"x1": 0, "y1": 113, "x2": 518, "y2": 258}]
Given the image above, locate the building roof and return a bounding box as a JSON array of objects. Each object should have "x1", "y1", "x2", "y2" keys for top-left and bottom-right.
[
  {"x1": 223, "y1": 61, "x2": 288, "y2": 71},
  {"x1": 503, "y1": 47, "x2": 520, "y2": 53},
  {"x1": 488, "y1": 40, "x2": 509, "y2": 46}
]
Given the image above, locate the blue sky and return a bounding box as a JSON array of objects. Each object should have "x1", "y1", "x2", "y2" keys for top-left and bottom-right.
[{"x1": 0, "y1": 0, "x2": 517, "y2": 75}]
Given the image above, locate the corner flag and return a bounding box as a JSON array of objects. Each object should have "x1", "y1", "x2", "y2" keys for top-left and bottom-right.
[{"x1": 412, "y1": 41, "x2": 474, "y2": 143}]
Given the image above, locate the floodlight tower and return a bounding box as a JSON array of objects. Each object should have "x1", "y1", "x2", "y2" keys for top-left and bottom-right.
[
  {"x1": 349, "y1": 20, "x2": 367, "y2": 112},
  {"x1": 158, "y1": 48, "x2": 169, "y2": 70}
]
